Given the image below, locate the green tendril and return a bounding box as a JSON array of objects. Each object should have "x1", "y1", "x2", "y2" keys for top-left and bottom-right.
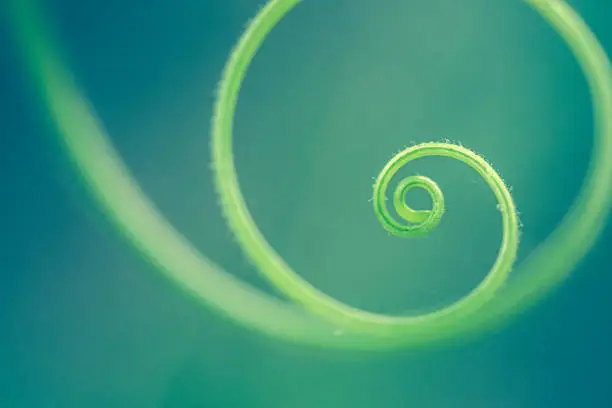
[{"x1": 8, "y1": 0, "x2": 612, "y2": 351}]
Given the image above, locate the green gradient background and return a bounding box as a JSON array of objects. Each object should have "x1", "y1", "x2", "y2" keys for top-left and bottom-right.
[{"x1": 1, "y1": 0, "x2": 611, "y2": 407}]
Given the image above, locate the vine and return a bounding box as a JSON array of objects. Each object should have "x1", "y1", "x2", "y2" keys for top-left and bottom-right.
[{"x1": 8, "y1": 0, "x2": 612, "y2": 351}]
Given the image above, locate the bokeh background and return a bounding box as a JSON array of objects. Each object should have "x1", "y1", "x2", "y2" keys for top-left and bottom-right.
[{"x1": 1, "y1": 0, "x2": 611, "y2": 407}]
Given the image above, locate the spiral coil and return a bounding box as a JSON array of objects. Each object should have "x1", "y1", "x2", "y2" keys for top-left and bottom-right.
[{"x1": 9, "y1": 0, "x2": 612, "y2": 351}]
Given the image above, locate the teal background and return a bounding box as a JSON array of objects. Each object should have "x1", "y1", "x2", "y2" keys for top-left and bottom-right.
[{"x1": 1, "y1": 0, "x2": 611, "y2": 406}]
